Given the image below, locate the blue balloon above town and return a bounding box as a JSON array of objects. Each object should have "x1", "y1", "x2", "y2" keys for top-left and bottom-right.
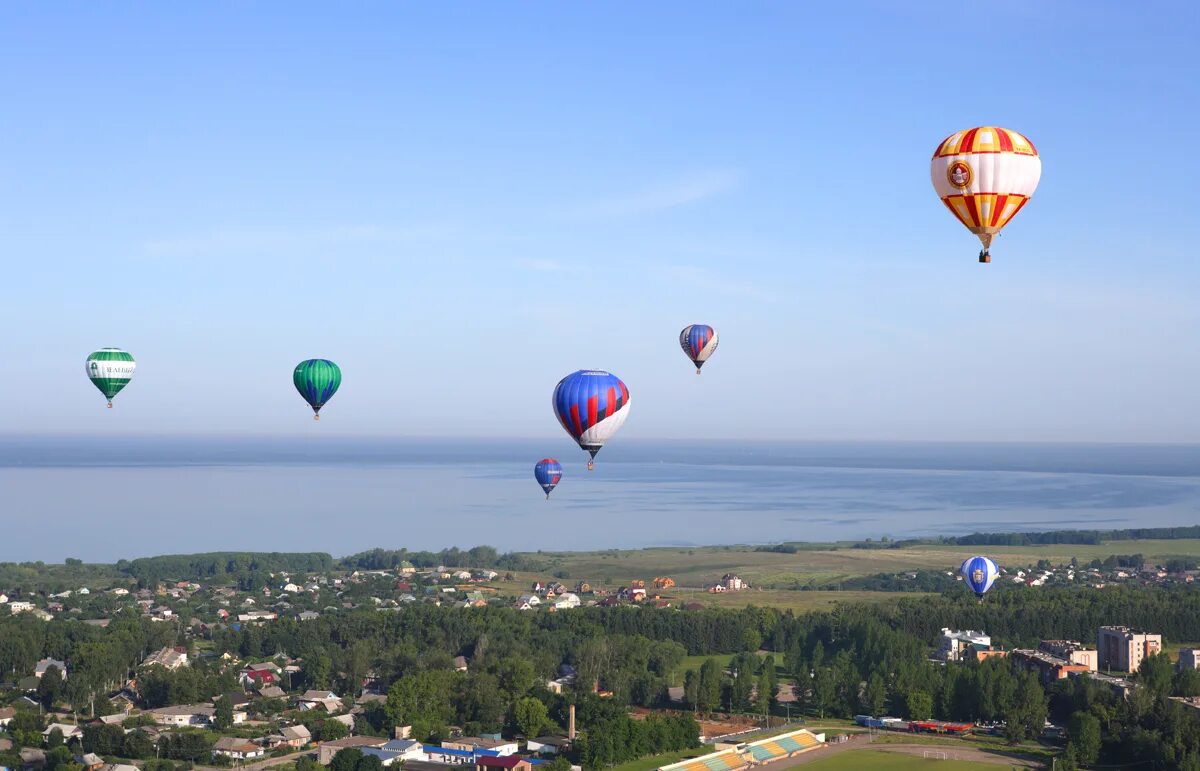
[
  {"x1": 552, "y1": 370, "x2": 631, "y2": 470},
  {"x1": 960, "y1": 555, "x2": 1000, "y2": 598},
  {"x1": 534, "y1": 458, "x2": 563, "y2": 499}
]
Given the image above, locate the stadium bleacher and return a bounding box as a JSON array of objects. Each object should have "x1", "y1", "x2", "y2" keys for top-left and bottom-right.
[{"x1": 659, "y1": 729, "x2": 822, "y2": 771}]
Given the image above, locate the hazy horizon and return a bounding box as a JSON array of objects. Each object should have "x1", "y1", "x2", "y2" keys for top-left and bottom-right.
[{"x1": 4, "y1": 436, "x2": 1200, "y2": 564}]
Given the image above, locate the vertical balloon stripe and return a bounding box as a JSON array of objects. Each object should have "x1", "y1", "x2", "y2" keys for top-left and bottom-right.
[
  {"x1": 552, "y1": 370, "x2": 631, "y2": 452},
  {"x1": 294, "y1": 359, "x2": 341, "y2": 413}
]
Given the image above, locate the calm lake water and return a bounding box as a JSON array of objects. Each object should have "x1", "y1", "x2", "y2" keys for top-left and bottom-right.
[{"x1": 2, "y1": 436, "x2": 1199, "y2": 562}]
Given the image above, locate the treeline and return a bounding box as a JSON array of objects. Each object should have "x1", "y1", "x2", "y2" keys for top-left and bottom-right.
[
  {"x1": 120, "y1": 552, "x2": 334, "y2": 585},
  {"x1": 338, "y1": 546, "x2": 542, "y2": 572},
  {"x1": 920, "y1": 525, "x2": 1200, "y2": 547}
]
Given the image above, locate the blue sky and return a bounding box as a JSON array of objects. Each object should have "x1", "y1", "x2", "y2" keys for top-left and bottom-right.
[{"x1": 3, "y1": 2, "x2": 1199, "y2": 442}]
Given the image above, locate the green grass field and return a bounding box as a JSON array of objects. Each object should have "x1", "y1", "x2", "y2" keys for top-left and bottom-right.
[
  {"x1": 481, "y1": 538, "x2": 1200, "y2": 614},
  {"x1": 799, "y1": 750, "x2": 1022, "y2": 770},
  {"x1": 515, "y1": 539, "x2": 1200, "y2": 590},
  {"x1": 608, "y1": 746, "x2": 710, "y2": 771}
]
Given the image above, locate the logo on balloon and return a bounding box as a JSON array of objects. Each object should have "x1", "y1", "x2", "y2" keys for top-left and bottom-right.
[
  {"x1": 948, "y1": 161, "x2": 973, "y2": 189},
  {"x1": 972, "y1": 568, "x2": 984, "y2": 584}
]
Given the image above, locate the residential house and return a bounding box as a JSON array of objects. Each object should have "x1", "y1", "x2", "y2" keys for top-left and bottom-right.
[
  {"x1": 258, "y1": 685, "x2": 287, "y2": 699},
  {"x1": 551, "y1": 593, "x2": 580, "y2": 610},
  {"x1": 298, "y1": 690, "x2": 344, "y2": 713},
  {"x1": 514, "y1": 595, "x2": 541, "y2": 611},
  {"x1": 76, "y1": 753, "x2": 104, "y2": 771},
  {"x1": 218, "y1": 692, "x2": 253, "y2": 710},
  {"x1": 0, "y1": 706, "x2": 15, "y2": 728},
  {"x1": 526, "y1": 736, "x2": 571, "y2": 756},
  {"x1": 142, "y1": 647, "x2": 189, "y2": 670},
  {"x1": 574, "y1": 582, "x2": 591, "y2": 594},
  {"x1": 398, "y1": 561, "x2": 416, "y2": 575},
  {"x1": 317, "y1": 737, "x2": 389, "y2": 765},
  {"x1": 721, "y1": 573, "x2": 746, "y2": 591},
  {"x1": 453, "y1": 656, "x2": 469, "y2": 672},
  {"x1": 8, "y1": 601, "x2": 35, "y2": 613},
  {"x1": 476, "y1": 757, "x2": 533, "y2": 771},
  {"x1": 299, "y1": 611, "x2": 321, "y2": 621},
  {"x1": 271, "y1": 724, "x2": 312, "y2": 749},
  {"x1": 238, "y1": 611, "x2": 278, "y2": 623},
  {"x1": 35, "y1": 658, "x2": 68, "y2": 679},
  {"x1": 43, "y1": 724, "x2": 84, "y2": 743},
  {"x1": 653, "y1": 577, "x2": 676, "y2": 589},
  {"x1": 149, "y1": 704, "x2": 216, "y2": 727},
  {"x1": 212, "y1": 737, "x2": 265, "y2": 762},
  {"x1": 98, "y1": 764, "x2": 139, "y2": 771},
  {"x1": 0, "y1": 593, "x2": 7, "y2": 604},
  {"x1": 442, "y1": 738, "x2": 519, "y2": 757},
  {"x1": 360, "y1": 740, "x2": 428, "y2": 767}
]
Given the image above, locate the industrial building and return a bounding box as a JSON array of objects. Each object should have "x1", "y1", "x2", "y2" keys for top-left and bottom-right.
[{"x1": 1180, "y1": 649, "x2": 1200, "y2": 670}]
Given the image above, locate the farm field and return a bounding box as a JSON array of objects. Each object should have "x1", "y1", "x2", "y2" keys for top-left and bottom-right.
[{"x1": 512, "y1": 539, "x2": 1200, "y2": 590}]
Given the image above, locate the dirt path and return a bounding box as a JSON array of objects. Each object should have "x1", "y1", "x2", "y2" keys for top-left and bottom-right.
[{"x1": 194, "y1": 750, "x2": 316, "y2": 771}]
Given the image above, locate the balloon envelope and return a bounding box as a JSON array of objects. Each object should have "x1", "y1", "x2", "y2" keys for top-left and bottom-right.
[
  {"x1": 534, "y1": 458, "x2": 563, "y2": 498},
  {"x1": 293, "y1": 359, "x2": 342, "y2": 417},
  {"x1": 931, "y1": 127, "x2": 1041, "y2": 254},
  {"x1": 86, "y1": 348, "x2": 136, "y2": 406},
  {"x1": 552, "y1": 370, "x2": 630, "y2": 466},
  {"x1": 679, "y1": 325, "x2": 719, "y2": 373},
  {"x1": 960, "y1": 555, "x2": 1000, "y2": 598}
]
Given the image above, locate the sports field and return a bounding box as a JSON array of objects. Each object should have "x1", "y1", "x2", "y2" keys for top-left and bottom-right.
[{"x1": 798, "y1": 749, "x2": 1029, "y2": 769}]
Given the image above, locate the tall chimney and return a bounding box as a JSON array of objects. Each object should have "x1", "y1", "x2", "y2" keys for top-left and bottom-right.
[{"x1": 568, "y1": 704, "x2": 576, "y2": 740}]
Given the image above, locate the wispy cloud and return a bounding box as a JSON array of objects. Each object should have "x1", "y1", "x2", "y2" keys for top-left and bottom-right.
[
  {"x1": 648, "y1": 262, "x2": 775, "y2": 301},
  {"x1": 516, "y1": 258, "x2": 567, "y2": 272},
  {"x1": 561, "y1": 169, "x2": 741, "y2": 220},
  {"x1": 144, "y1": 223, "x2": 457, "y2": 258}
]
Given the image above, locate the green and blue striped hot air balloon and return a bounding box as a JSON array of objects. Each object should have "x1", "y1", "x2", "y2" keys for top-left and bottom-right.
[
  {"x1": 293, "y1": 359, "x2": 341, "y2": 420},
  {"x1": 86, "y1": 348, "x2": 136, "y2": 408}
]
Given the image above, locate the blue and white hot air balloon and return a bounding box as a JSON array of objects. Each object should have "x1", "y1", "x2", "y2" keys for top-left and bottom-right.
[
  {"x1": 552, "y1": 370, "x2": 631, "y2": 471},
  {"x1": 959, "y1": 556, "x2": 999, "y2": 599},
  {"x1": 534, "y1": 458, "x2": 563, "y2": 500}
]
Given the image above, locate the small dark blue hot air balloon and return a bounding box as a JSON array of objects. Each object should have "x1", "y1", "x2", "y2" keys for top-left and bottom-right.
[
  {"x1": 960, "y1": 555, "x2": 999, "y2": 600},
  {"x1": 534, "y1": 458, "x2": 563, "y2": 500}
]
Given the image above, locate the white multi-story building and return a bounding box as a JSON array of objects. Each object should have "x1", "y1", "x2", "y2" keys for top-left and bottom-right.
[{"x1": 937, "y1": 629, "x2": 991, "y2": 662}]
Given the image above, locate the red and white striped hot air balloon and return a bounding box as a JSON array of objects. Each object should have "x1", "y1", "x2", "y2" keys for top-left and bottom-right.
[{"x1": 931, "y1": 127, "x2": 1041, "y2": 263}]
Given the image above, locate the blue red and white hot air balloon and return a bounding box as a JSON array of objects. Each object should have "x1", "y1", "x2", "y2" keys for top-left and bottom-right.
[
  {"x1": 679, "y1": 324, "x2": 719, "y2": 374},
  {"x1": 534, "y1": 458, "x2": 563, "y2": 500},
  {"x1": 552, "y1": 370, "x2": 631, "y2": 471},
  {"x1": 959, "y1": 555, "x2": 999, "y2": 599}
]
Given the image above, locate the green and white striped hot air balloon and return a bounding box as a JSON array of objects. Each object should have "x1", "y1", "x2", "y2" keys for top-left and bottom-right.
[{"x1": 86, "y1": 348, "x2": 136, "y2": 408}]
